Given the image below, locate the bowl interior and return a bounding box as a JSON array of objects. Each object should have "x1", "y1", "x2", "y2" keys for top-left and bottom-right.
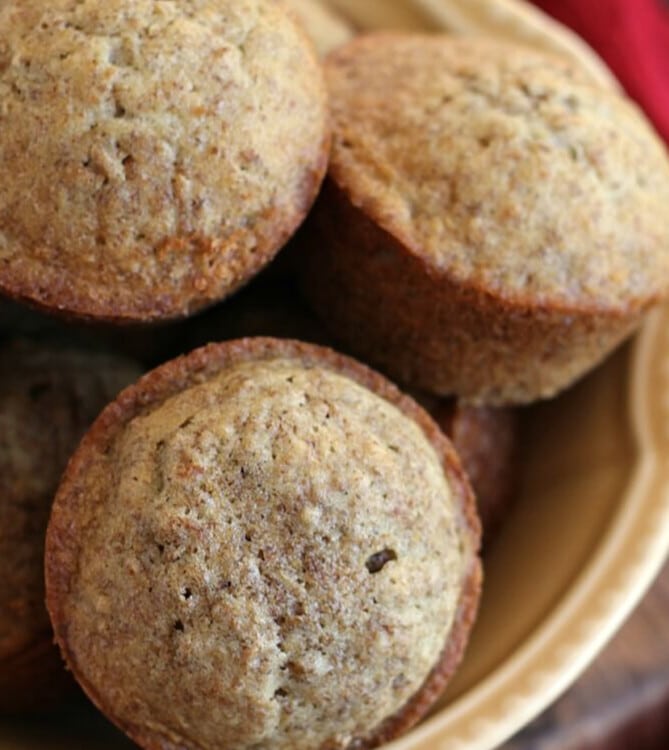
[{"x1": 439, "y1": 345, "x2": 635, "y2": 707}]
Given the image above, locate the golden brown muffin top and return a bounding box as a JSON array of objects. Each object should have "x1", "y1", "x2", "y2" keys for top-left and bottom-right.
[
  {"x1": 0, "y1": 343, "x2": 140, "y2": 663},
  {"x1": 280, "y1": 0, "x2": 353, "y2": 56},
  {"x1": 47, "y1": 346, "x2": 475, "y2": 750},
  {"x1": 326, "y1": 33, "x2": 669, "y2": 309},
  {"x1": 0, "y1": 0, "x2": 328, "y2": 322}
]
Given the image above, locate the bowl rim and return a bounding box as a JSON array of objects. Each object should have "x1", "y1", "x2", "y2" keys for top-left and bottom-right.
[{"x1": 388, "y1": 305, "x2": 669, "y2": 749}]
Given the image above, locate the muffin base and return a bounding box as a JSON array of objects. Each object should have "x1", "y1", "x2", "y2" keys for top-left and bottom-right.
[
  {"x1": 296, "y1": 180, "x2": 651, "y2": 405},
  {"x1": 0, "y1": 149, "x2": 329, "y2": 325}
]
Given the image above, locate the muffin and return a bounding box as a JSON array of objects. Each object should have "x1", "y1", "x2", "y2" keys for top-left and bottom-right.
[
  {"x1": 45, "y1": 338, "x2": 481, "y2": 750},
  {"x1": 433, "y1": 400, "x2": 517, "y2": 547},
  {"x1": 0, "y1": 0, "x2": 329, "y2": 323},
  {"x1": 296, "y1": 33, "x2": 669, "y2": 404},
  {"x1": 281, "y1": 0, "x2": 353, "y2": 56},
  {"x1": 0, "y1": 342, "x2": 141, "y2": 712}
]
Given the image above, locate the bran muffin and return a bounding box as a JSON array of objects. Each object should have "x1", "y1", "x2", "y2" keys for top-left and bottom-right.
[
  {"x1": 45, "y1": 338, "x2": 481, "y2": 750},
  {"x1": 297, "y1": 33, "x2": 669, "y2": 404},
  {"x1": 0, "y1": 0, "x2": 329, "y2": 323},
  {"x1": 432, "y1": 400, "x2": 517, "y2": 547},
  {"x1": 0, "y1": 342, "x2": 141, "y2": 712},
  {"x1": 281, "y1": 0, "x2": 353, "y2": 56}
]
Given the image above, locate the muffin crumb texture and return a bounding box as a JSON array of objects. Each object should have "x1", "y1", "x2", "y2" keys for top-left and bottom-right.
[
  {"x1": 60, "y1": 358, "x2": 468, "y2": 749},
  {"x1": 0, "y1": 0, "x2": 328, "y2": 319}
]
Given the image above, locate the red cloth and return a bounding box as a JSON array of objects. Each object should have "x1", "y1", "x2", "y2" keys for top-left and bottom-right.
[{"x1": 531, "y1": 0, "x2": 669, "y2": 142}]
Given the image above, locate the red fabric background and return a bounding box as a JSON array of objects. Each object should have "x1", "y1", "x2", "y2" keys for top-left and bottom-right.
[{"x1": 531, "y1": 0, "x2": 669, "y2": 142}]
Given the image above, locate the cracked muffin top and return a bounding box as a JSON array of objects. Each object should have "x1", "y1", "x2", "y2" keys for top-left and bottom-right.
[
  {"x1": 46, "y1": 338, "x2": 480, "y2": 750},
  {"x1": 0, "y1": 342, "x2": 140, "y2": 665},
  {"x1": 326, "y1": 33, "x2": 669, "y2": 309},
  {"x1": 0, "y1": 0, "x2": 329, "y2": 322}
]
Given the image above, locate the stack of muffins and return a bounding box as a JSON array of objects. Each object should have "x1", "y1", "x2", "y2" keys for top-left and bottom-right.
[{"x1": 2, "y1": 1, "x2": 669, "y2": 749}]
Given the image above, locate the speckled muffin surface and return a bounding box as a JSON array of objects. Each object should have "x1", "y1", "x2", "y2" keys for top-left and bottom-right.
[
  {"x1": 299, "y1": 33, "x2": 669, "y2": 403},
  {"x1": 0, "y1": 342, "x2": 140, "y2": 710},
  {"x1": 0, "y1": 0, "x2": 329, "y2": 322},
  {"x1": 46, "y1": 338, "x2": 481, "y2": 750}
]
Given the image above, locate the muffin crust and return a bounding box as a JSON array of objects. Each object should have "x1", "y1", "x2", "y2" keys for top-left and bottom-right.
[
  {"x1": 0, "y1": 0, "x2": 329, "y2": 321},
  {"x1": 46, "y1": 338, "x2": 481, "y2": 750}
]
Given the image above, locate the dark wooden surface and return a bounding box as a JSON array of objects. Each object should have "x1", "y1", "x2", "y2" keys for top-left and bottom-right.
[{"x1": 502, "y1": 558, "x2": 669, "y2": 750}]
